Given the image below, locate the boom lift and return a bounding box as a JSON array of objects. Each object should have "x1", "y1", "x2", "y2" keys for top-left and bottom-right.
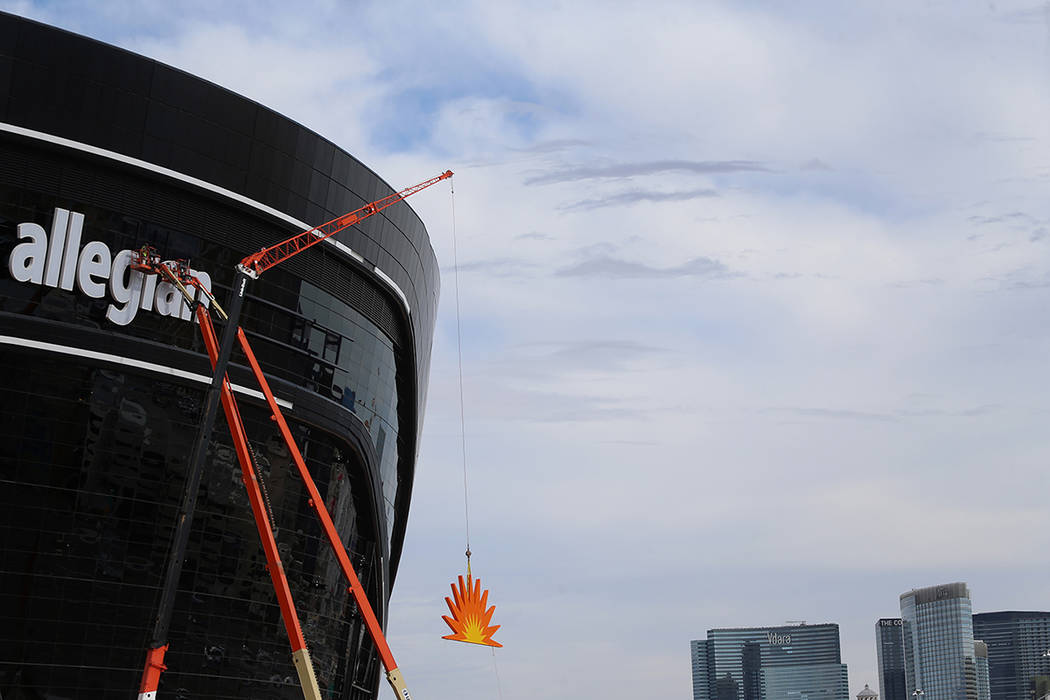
[{"x1": 135, "y1": 170, "x2": 453, "y2": 700}]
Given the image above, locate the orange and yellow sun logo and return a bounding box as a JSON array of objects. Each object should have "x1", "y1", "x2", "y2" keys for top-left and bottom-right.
[{"x1": 441, "y1": 575, "x2": 502, "y2": 647}]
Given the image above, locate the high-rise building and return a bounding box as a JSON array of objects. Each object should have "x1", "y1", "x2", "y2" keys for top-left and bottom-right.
[
  {"x1": 975, "y1": 641, "x2": 991, "y2": 700},
  {"x1": 878, "y1": 618, "x2": 908, "y2": 700},
  {"x1": 900, "y1": 583, "x2": 979, "y2": 700},
  {"x1": 972, "y1": 611, "x2": 1050, "y2": 700},
  {"x1": 691, "y1": 624, "x2": 849, "y2": 700},
  {"x1": 694, "y1": 640, "x2": 712, "y2": 700},
  {"x1": 0, "y1": 12, "x2": 440, "y2": 700}
]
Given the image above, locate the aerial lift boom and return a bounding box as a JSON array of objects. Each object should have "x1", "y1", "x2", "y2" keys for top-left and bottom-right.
[{"x1": 137, "y1": 170, "x2": 452, "y2": 700}]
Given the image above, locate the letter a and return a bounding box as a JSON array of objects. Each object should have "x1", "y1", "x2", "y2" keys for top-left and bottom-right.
[{"x1": 8, "y1": 223, "x2": 47, "y2": 284}]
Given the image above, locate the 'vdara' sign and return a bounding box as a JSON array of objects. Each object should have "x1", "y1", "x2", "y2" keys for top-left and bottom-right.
[{"x1": 7, "y1": 208, "x2": 212, "y2": 326}]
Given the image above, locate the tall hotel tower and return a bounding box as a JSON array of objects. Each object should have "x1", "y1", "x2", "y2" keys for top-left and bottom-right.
[
  {"x1": 877, "y1": 618, "x2": 908, "y2": 700},
  {"x1": 900, "y1": 583, "x2": 984, "y2": 700},
  {"x1": 691, "y1": 623, "x2": 849, "y2": 700},
  {"x1": 972, "y1": 611, "x2": 1050, "y2": 700}
]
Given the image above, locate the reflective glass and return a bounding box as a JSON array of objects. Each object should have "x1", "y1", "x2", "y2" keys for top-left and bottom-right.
[
  {"x1": 0, "y1": 352, "x2": 380, "y2": 698},
  {"x1": 0, "y1": 18, "x2": 442, "y2": 695},
  {"x1": 0, "y1": 140, "x2": 410, "y2": 698}
]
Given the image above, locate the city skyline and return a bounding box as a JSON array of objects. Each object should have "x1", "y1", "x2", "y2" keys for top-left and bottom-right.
[{"x1": 691, "y1": 587, "x2": 1049, "y2": 700}]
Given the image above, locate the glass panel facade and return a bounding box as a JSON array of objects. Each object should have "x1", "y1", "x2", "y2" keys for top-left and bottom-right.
[
  {"x1": 878, "y1": 618, "x2": 908, "y2": 700},
  {"x1": 0, "y1": 14, "x2": 441, "y2": 432},
  {"x1": 972, "y1": 611, "x2": 1050, "y2": 700},
  {"x1": 975, "y1": 642, "x2": 990, "y2": 700},
  {"x1": 694, "y1": 639, "x2": 711, "y2": 700},
  {"x1": 762, "y1": 664, "x2": 851, "y2": 700},
  {"x1": 298, "y1": 281, "x2": 399, "y2": 528},
  {"x1": 691, "y1": 624, "x2": 849, "y2": 700},
  {"x1": 0, "y1": 143, "x2": 406, "y2": 551},
  {"x1": 900, "y1": 583, "x2": 978, "y2": 700},
  {"x1": 0, "y1": 13, "x2": 441, "y2": 699},
  {"x1": 0, "y1": 352, "x2": 379, "y2": 698}
]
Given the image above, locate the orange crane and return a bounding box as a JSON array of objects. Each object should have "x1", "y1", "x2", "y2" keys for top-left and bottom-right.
[{"x1": 136, "y1": 170, "x2": 452, "y2": 700}]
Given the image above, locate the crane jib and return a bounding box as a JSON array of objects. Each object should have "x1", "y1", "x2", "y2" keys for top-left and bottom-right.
[
  {"x1": 243, "y1": 169, "x2": 451, "y2": 278},
  {"x1": 134, "y1": 167, "x2": 451, "y2": 700}
]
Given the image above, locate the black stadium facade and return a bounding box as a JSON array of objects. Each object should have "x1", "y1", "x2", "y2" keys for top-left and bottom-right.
[{"x1": 0, "y1": 13, "x2": 440, "y2": 700}]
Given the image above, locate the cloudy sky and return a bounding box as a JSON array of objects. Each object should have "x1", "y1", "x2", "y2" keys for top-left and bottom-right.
[{"x1": 8, "y1": 1, "x2": 1050, "y2": 698}]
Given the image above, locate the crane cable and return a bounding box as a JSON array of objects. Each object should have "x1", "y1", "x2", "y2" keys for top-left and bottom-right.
[
  {"x1": 492, "y1": 647, "x2": 505, "y2": 700},
  {"x1": 451, "y1": 177, "x2": 505, "y2": 700},
  {"x1": 450, "y1": 176, "x2": 472, "y2": 578}
]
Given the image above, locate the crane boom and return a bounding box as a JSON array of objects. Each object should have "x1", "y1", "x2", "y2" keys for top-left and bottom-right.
[
  {"x1": 135, "y1": 168, "x2": 451, "y2": 700},
  {"x1": 241, "y1": 169, "x2": 452, "y2": 277}
]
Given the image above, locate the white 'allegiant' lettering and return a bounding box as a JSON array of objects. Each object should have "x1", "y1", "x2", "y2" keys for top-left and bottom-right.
[
  {"x1": 106, "y1": 249, "x2": 143, "y2": 325},
  {"x1": 7, "y1": 208, "x2": 212, "y2": 327},
  {"x1": 9, "y1": 222, "x2": 47, "y2": 284},
  {"x1": 77, "y1": 240, "x2": 111, "y2": 298}
]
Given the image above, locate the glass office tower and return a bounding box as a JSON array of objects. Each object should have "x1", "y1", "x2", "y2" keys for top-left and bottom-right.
[
  {"x1": 694, "y1": 639, "x2": 712, "y2": 700},
  {"x1": 691, "y1": 624, "x2": 849, "y2": 700},
  {"x1": 877, "y1": 618, "x2": 908, "y2": 700},
  {"x1": 975, "y1": 641, "x2": 991, "y2": 700},
  {"x1": 900, "y1": 583, "x2": 979, "y2": 700},
  {"x1": 0, "y1": 12, "x2": 440, "y2": 700},
  {"x1": 972, "y1": 611, "x2": 1050, "y2": 700}
]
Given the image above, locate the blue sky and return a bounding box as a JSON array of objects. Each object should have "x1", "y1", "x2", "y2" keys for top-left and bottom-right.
[{"x1": 6, "y1": 2, "x2": 1050, "y2": 699}]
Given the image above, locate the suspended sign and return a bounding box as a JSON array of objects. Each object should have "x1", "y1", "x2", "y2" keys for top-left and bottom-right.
[{"x1": 441, "y1": 575, "x2": 502, "y2": 648}]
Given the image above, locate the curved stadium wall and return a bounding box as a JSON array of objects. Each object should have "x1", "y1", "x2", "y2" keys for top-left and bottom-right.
[{"x1": 0, "y1": 13, "x2": 439, "y2": 700}]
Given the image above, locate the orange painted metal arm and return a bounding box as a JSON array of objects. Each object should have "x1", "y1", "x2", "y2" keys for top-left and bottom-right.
[
  {"x1": 137, "y1": 643, "x2": 168, "y2": 699},
  {"x1": 131, "y1": 165, "x2": 452, "y2": 697},
  {"x1": 240, "y1": 170, "x2": 452, "y2": 278},
  {"x1": 196, "y1": 309, "x2": 322, "y2": 699},
  {"x1": 234, "y1": 326, "x2": 400, "y2": 673}
]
